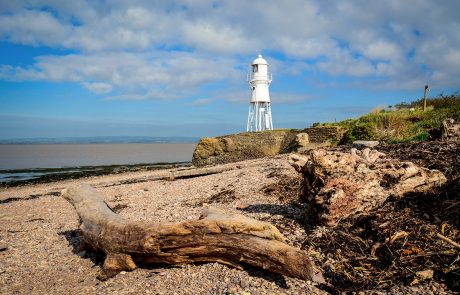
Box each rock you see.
[240,279,248,288]
[291,148,446,226]
[295,133,310,146]
[229,286,238,293]
[290,133,312,152]
[288,154,309,173]
[416,269,434,280]
[0,242,8,251]
[353,140,380,148]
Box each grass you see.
[322,92,460,143]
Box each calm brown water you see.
[0,143,197,170]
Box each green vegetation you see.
[322,92,460,143]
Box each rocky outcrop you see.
[289,148,446,226]
[192,127,343,167]
[192,131,295,167]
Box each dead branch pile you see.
[303,201,459,291]
[260,173,301,204]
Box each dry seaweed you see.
[260,174,300,204]
[207,189,237,204]
[291,141,459,292]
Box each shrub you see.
[341,123,376,143]
[328,92,459,144]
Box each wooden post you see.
[423,84,429,111]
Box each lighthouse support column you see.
[246,104,252,132]
[247,102,273,132]
[267,103,273,130]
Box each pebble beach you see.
[0,155,325,294]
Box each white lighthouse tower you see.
[246,54,273,132]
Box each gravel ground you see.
[0,155,325,294]
[1,150,455,295]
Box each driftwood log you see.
[97,166,234,187]
[62,185,324,282]
[289,148,446,226]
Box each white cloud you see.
[107,90,184,101]
[186,98,212,106]
[361,40,402,61]
[182,21,254,54]
[0,10,71,46]
[0,0,459,95]
[81,82,113,94]
[2,51,241,100]
[316,49,376,77]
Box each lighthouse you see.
[246,54,273,132]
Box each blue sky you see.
[0,0,459,139]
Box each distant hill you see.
[0,136,199,144]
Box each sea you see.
[0,143,197,183]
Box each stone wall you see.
[192,127,343,167]
[302,126,343,143]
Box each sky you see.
[0,0,459,139]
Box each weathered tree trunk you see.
[62,185,324,282]
[289,148,446,226]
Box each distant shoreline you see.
[0,161,192,187]
[0,137,199,145]
[0,136,199,145]
[0,142,198,145]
